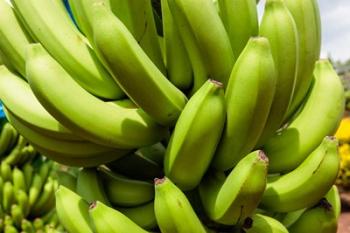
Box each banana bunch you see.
[0,123,64,232]
[0,0,346,232]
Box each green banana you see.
[111,0,166,74]
[164,79,225,191]
[3,135,27,165]
[28,173,43,208]
[15,190,29,217]
[4,225,18,233]
[168,0,234,86]
[284,0,322,119]
[98,166,154,207]
[154,177,206,233]
[263,59,345,173]
[11,204,24,228]
[76,167,110,205]
[0,0,31,77]
[91,2,187,126]
[22,162,33,191]
[218,0,258,58]
[161,0,192,90]
[30,178,55,217]
[56,170,77,192]
[107,143,165,181]
[260,136,340,212]
[257,0,299,146]
[4,108,129,158]
[0,65,83,141]
[3,182,14,213]
[325,185,341,220]
[280,209,306,228]
[288,199,337,233]
[213,37,277,171]
[1,162,12,182]
[21,219,35,233]
[89,200,149,233]
[117,201,157,230]
[55,186,93,233]
[199,150,268,225]
[26,43,168,148]
[243,214,289,233]
[0,123,16,157]
[11,0,124,99]
[12,167,26,192]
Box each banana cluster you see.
[0,0,346,232]
[0,122,64,232]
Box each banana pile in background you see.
[0,0,346,232]
[335,117,350,189]
[0,121,64,233]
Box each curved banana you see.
[0,122,16,157]
[288,199,337,233]
[325,185,341,219]
[117,201,157,230]
[26,43,168,149]
[284,0,321,119]
[218,0,258,58]
[107,142,165,180]
[199,150,268,225]
[11,0,124,99]
[3,134,27,165]
[56,170,77,192]
[12,167,26,192]
[1,162,12,182]
[243,214,289,233]
[30,178,55,217]
[263,60,344,173]
[168,0,234,87]
[28,174,43,208]
[257,0,299,146]
[3,182,14,213]
[98,166,154,207]
[0,66,82,141]
[76,167,110,205]
[260,136,340,212]
[212,37,277,171]
[4,108,129,158]
[11,204,24,228]
[161,0,192,90]
[89,200,148,233]
[0,0,31,77]
[91,2,187,126]
[164,79,225,191]
[55,186,93,233]
[16,189,29,217]
[154,177,206,233]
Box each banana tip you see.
[243,217,253,229]
[89,201,97,210]
[209,79,224,88]
[154,177,166,185]
[258,150,269,163]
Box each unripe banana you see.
[218,0,258,57]
[4,225,18,233]
[261,136,340,212]
[3,135,26,165]
[161,0,192,90]
[284,0,322,119]
[263,60,344,173]
[1,162,12,182]
[164,79,225,191]
[3,182,14,213]
[91,2,187,126]
[55,186,93,233]
[22,162,33,191]
[26,43,167,148]
[12,167,26,192]
[30,178,55,217]
[0,0,31,77]
[154,177,206,233]
[107,143,165,181]
[28,174,43,208]
[76,167,110,205]
[56,170,77,192]
[89,200,149,233]
[98,166,154,207]
[168,0,234,86]
[0,65,82,141]
[257,0,299,146]
[117,201,157,230]
[243,214,289,233]
[21,219,35,233]
[325,185,341,220]
[11,0,124,99]
[0,123,15,157]
[15,190,29,217]
[199,150,268,225]
[288,199,337,233]
[213,37,277,171]
[11,204,24,228]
